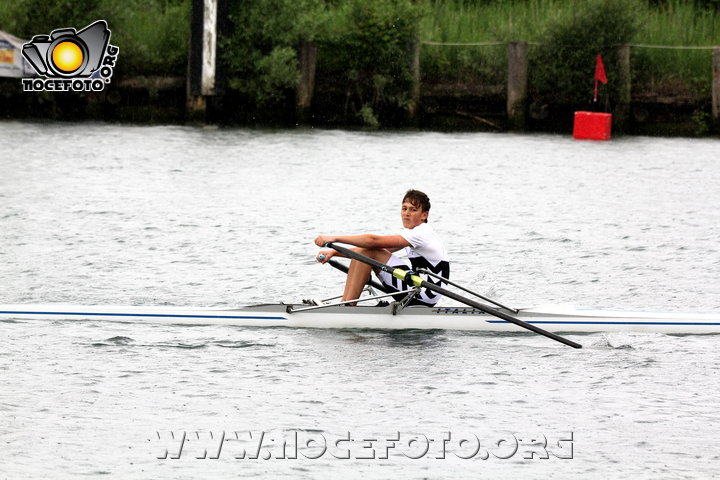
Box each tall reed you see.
[633,0,719,94]
[419,0,720,96]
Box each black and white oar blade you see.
[325,242,582,349]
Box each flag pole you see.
[594,54,607,108]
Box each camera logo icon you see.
[21,20,119,92]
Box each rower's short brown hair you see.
[403,189,431,222]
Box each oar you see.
[325,242,582,349]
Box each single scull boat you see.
[2,244,718,347]
[1,302,719,334]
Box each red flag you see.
[595,55,607,84]
[593,54,607,103]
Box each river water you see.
[1,121,719,478]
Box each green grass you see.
[101,0,191,76]
[418,0,720,96]
[633,1,719,95]
[0,0,190,77]
[419,0,518,84]
[418,0,569,84]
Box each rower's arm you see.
[315,234,410,250]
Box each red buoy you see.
[573,111,612,140]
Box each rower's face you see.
[401,201,428,228]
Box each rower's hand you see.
[314,235,335,247]
[316,249,335,264]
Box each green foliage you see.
[229,45,299,103]
[632,0,719,96]
[222,0,422,121]
[323,0,420,73]
[419,0,566,84]
[317,0,423,122]
[2,0,717,125]
[650,0,720,10]
[0,0,101,38]
[358,104,380,127]
[530,0,640,107]
[695,0,720,9]
[103,0,190,76]
[0,0,190,76]
[223,0,330,104]
[420,0,718,99]
[691,108,710,135]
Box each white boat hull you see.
[1,303,719,334]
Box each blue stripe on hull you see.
[3,310,719,327]
[0,311,287,320]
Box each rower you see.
[315,189,450,306]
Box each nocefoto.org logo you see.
[21,20,119,92]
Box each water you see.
[1,121,719,478]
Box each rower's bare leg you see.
[342,248,392,305]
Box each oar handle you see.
[324,242,394,274]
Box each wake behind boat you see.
[1,302,719,334]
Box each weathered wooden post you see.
[712,46,720,127]
[616,44,631,133]
[187,0,228,121]
[506,41,528,131]
[408,38,421,124]
[296,40,317,124]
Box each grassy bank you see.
[419,0,719,97]
[1,0,716,95]
[633,1,719,95]
[0,0,717,130]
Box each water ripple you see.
[1,124,719,479]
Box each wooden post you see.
[616,44,631,133]
[712,47,720,125]
[187,0,205,119]
[187,0,227,121]
[296,40,317,124]
[408,38,421,123]
[506,41,528,131]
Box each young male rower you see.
[314,189,450,306]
